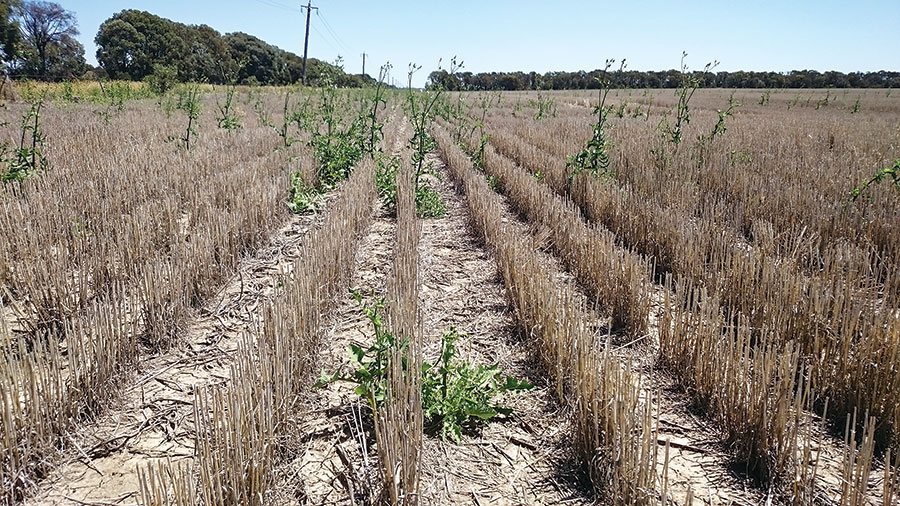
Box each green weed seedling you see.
[144,64,178,97]
[666,52,717,147]
[815,89,833,110]
[404,57,464,217]
[693,94,740,167]
[470,92,500,169]
[361,63,392,155]
[248,86,274,129]
[94,80,131,124]
[277,88,299,148]
[485,174,500,192]
[215,64,244,131]
[422,327,533,442]
[59,81,78,104]
[314,290,409,410]
[316,291,532,443]
[287,171,324,214]
[729,150,753,167]
[447,91,473,144]
[710,94,740,139]
[530,92,557,121]
[415,178,447,218]
[615,99,628,119]
[375,154,400,212]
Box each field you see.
[0,82,898,506]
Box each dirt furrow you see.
[270,200,394,505]
[415,155,590,505]
[22,204,335,506]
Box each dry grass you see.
[0,95,307,504]
[435,126,660,504]
[138,151,376,505]
[482,95,900,461]
[4,86,898,505]
[376,124,424,505]
[659,275,815,492]
[448,119,650,336]
[448,89,899,502]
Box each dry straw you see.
[435,126,660,504]
[377,138,423,504]
[485,109,900,457]
[1,97,299,504]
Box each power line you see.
[317,11,351,52]
[248,0,294,13]
[310,23,339,53]
[267,0,297,9]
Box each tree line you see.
[0,1,372,87]
[428,69,900,91]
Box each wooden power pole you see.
[301,1,318,85]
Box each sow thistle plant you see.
[309,89,365,187]
[651,52,717,169]
[530,91,557,120]
[94,79,131,124]
[849,159,900,201]
[405,59,461,218]
[1,86,49,183]
[362,63,392,154]
[375,153,401,211]
[215,64,245,131]
[317,291,533,442]
[693,93,741,167]
[446,90,473,144]
[422,326,533,442]
[289,81,374,214]
[708,93,740,139]
[167,83,203,150]
[470,92,500,169]
[667,52,718,146]
[566,59,623,186]
[378,58,464,218]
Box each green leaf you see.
[494,406,513,417]
[313,370,340,388]
[464,406,497,420]
[503,376,535,392]
[349,343,365,363]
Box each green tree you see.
[95,10,185,81]
[15,0,82,80]
[223,32,288,85]
[177,24,232,83]
[0,0,22,67]
[94,9,367,87]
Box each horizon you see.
[55,1,900,87]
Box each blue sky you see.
[62,0,899,87]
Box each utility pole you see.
[301,1,318,85]
[361,52,367,76]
